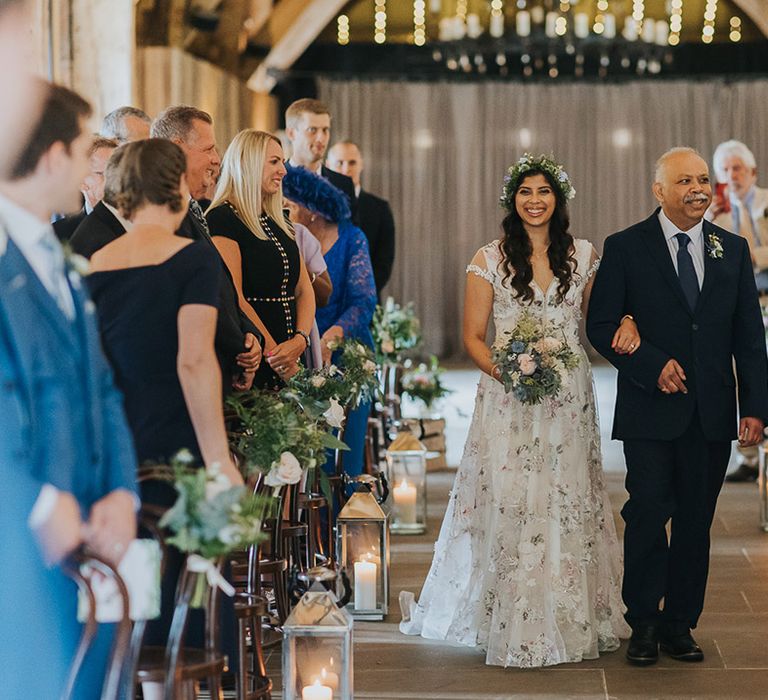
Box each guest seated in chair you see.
[282,164,377,480]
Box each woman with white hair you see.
[206,129,315,388]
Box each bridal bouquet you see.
[491,312,580,405]
[159,458,273,607]
[372,296,422,362]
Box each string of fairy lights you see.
[335,1,748,49]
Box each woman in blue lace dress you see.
[282,165,377,477]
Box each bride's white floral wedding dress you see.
[399,238,630,668]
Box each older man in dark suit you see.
[328,140,395,296]
[53,136,118,242]
[587,147,768,667]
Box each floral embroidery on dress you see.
[400,238,629,668]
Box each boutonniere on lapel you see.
[62,242,90,277]
[706,232,724,260]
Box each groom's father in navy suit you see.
[587,147,768,666]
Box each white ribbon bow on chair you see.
[186,555,236,598]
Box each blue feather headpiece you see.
[282,164,352,223]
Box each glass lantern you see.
[386,430,428,534]
[282,585,353,700]
[336,491,390,620]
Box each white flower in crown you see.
[323,397,346,428]
[310,374,327,388]
[265,451,303,487]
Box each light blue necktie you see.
[39,234,74,319]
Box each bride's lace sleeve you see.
[466,241,500,285]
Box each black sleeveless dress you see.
[206,203,301,389]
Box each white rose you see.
[218,524,243,546]
[381,339,395,354]
[323,397,346,428]
[264,451,303,487]
[364,360,377,374]
[356,342,367,355]
[174,448,195,465]
[311,375,327,388]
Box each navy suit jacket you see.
[357,189,395,294]
[587,209,768,441]
[0,232,137,697]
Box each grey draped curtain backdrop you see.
[318,77,768,358]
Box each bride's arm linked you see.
[581,245,640,355]
[586,236,673,393]
[464,250,501,381]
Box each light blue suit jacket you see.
[0,233,138,698]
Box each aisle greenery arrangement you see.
[226,390,346,482]
[401,355,453,409]
[158,455,273,606]
[283,363,353,426]
[372,296,422,363]
[326,336,382,407]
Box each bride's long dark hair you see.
[500,168,577,304]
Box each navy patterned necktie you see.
[188,198,212,241]
[675,232,699,311]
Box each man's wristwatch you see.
[294,330,310,348]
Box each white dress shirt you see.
[658,209,705,289]
[0,191,75,318]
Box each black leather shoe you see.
[725,463,759,483]
[660,629,704,662]
[626,625,659,666]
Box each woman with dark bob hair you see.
[87,139,243,682]
[401,155,639,669]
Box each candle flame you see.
[398,478,410,488]
[321,668,327,679]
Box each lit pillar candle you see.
[573,13,589,38]
[393,479,417,524]
[490,12,505,37]
[354,559,377,609]
[545,11,558,38]
[603,14,616,38]
[655,19,669,46]
[515,11,530,37]
[310,667,339,693]
[302,680,332,700]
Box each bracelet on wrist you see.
[620,314,634,324]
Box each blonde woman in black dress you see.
[206,129,315,389]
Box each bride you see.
[400,155,634,667]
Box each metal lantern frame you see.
[282,587,354,700]
[386,441,428,535]
[335,491,390,620]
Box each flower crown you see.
[500,154,576,211]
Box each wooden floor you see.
[266,365,768,699]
